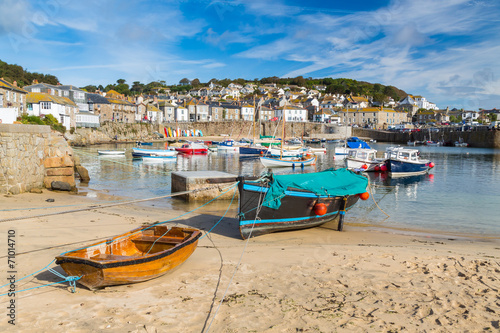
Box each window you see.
[41,102,51,110]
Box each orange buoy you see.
[314,203,327,215]
[359,192,370,200]
[362,164,368,170]
[428,162,435,168]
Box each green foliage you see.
[19,114,66,133]
[0,59,59,86]
[81,85,97,92]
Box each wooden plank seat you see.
[132,235,185,245]
[90,254,138,261]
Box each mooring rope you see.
[0,184,236,223]
[0,182,239,297]
[203,181,265,333]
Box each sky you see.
[1,0,499,110]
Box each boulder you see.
[75,165,90,182]
[51,181,72,191]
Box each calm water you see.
[74,142,500,238]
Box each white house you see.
[26,92,78,130]
[275,105,307,122]
[240,104,255,121]
[175,106,188,122]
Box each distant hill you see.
[0,59,59,87]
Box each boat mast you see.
[281,104,286,160]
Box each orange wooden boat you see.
[55,225,201,290]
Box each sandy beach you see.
[0,190,499,333]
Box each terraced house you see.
[0,78,27,123]
[337,107,408,128]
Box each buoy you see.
[380,164,387,172]
[314,203,327,215]
[359,192,370,200]
[428,162,435,168]
[362,164,368,170]
[374,165,380,171]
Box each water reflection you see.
[73,142,500,237]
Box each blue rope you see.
[0,275,81,297]
[199,185,238,240]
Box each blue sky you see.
[1,0,499,110]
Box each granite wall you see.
[0,124,77,195]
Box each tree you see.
[116,79,126,85]
[191,78,201,87]
[81,85,97,92]
[131,81,145,94]
[180,78,190,85]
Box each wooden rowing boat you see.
[55,225,201,290]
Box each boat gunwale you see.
[55,227,202,269]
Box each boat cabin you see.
[385,147,420,162]
[347,149,378,161]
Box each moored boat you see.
[237,169,369,238]
[55,225,201,290]
[132,148,177,158]
[345,148,385,171]
[383,146,434,177]
[174,142,208,154]
[335,137,371,159]
[259,155,316,168]
[98,150,126,156]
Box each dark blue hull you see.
[237,181,360,239]
[386,159,430,177]
[239,146,268,155]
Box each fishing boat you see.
[345,148,385,171]
[55,225,201,290]
[383,146,435,177]
[237,169,369,239]
[132,148,177,158]
[334,137,371,159]
[239,145,268,155]
[174,142,208,154]
[260,155,317,168]
[98,150,126,156]
[454,137,468,147]
[216,139,239,152]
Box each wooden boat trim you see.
[55,231,201,269]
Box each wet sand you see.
[0,191,499,332]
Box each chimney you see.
[13,81,17,87]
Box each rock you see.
[75,165,90,182]
[51,181,72,191]
[30,188,43,194]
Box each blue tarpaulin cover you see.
[263,168,368,209]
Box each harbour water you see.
[74,142,500,239]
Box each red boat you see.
[175,142,208,154]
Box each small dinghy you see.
[55,225,201,290]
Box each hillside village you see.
[1,77,498,131]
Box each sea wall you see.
[67,121,353,145]
[353,128,500,148]
[0,124,78,195]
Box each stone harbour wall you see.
[0,124,80,195]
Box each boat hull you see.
[260,156,316,168]
[237,181,361,239]
[239,146,268,155]
[55,226,201,290]
[98,150,125,156]
[175,148,208,154]
[346,158,384,171]
[132,148,177,157]
[385,159,430,177]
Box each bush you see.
[19,114,66,133]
